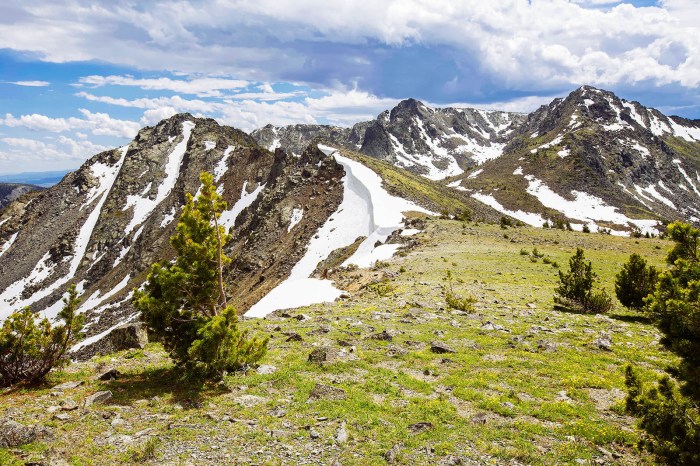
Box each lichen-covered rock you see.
[0,420,52,448]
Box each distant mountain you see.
[0,182,44,209]
[456,86,700,234]
[252,99,526,180]
[0,170,72,187]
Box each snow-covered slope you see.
[246,144,433,318]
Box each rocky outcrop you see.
[0,183,43,209]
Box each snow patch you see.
[513,166,523,175]
[246,147,432,318]
[204,140,216,151]
[0,216,11,227]
[468,169,483,179]
[288,208,303,233]
[634,183,677,210]
[400,228,421,236]
[557,148,570,158]
[77,275,131,315]
[471,193,547,227]
[70,311,138,353]
[123,121,195,235]
[160,207,177,228]
[219,181,265,230]
[215,145,235,182]
[0,232,18,258]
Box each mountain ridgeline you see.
[0,86,699,357]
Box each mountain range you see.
[0,85,698,357]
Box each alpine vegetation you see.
[0,285,83,387]
[134,172,268,379]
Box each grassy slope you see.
[0,219,676,465]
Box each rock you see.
[52,381,83,390]
[285,332,303,342]
[408,422,433,433]
[294,314,311,321]
[430,341,457,354]
[53,412,72,421]
[98,368,121,380]
[385,443,403,463]
[308,346,338,364]
[501,402,515,409]
[309,427,320,439]
[232,395,268,408]
[0,420,52,448]
[593,334,612,351]
[256,364,277,375]
[335,423,348,444]
[60,399,79,411]
[84,390,113,407]
[309,383,346,401]
[71,323,148,361]
[371,329,393,341]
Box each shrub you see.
[134,172,268,379]
[615,253,659,310]
[554,248,612,313]
[625,222,700,463]
[0,285,83,387]
[582,224,591,233]
[443,271,476,312]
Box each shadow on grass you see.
[102,366,228,408]
[609,313,651,324]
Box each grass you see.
[0,219,675,465]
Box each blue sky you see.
[0,0,698,174]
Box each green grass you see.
[0,219,674,465]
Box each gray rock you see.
[0,420,52,448]
[98,368,121,380]
[60,399,79,411]
[430,341,457,354]
[256,364,277,375]
[308,346,338,364]
[593,334,612,351]
[335,423,348,444]
[72,323,148,361]
[385,443,403,463]
[309,427,320,439]
[85,390,113,407]
[308,383,347,401]
[52,381,83,390]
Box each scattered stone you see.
[53,413,72,421]
[335,423,348,444]
[501,402,515,409]
[308,346,338,364]
[309,427,320,439]
[371,329,393,341]
[309,383,346,401]
[232,395,268,408]
[294,313,311,321]
[408,422,433,434]
[537,340,557,352]
[385,443,403,463]
[527,303,537,309]
[593,334,612,351]
[52,381,82,391]
[60,399,79,411]
[84,391,113,407]
[98,368,121,381]
[557,391,573,403]
[285,332,303,342]
[430,341,457,354]
[0,420,52,448]
[256,364,277,375]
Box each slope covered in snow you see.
[245,145,432,318]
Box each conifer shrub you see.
[614,253,658,310]
[625,222,700,464]
[554,248,612,313]
[443,271,476,312]
[0,285,83,387]
[134,172,268,378]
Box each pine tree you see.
[554,248,612,313]
[615,253,659,310]
[625,222,700,464]
[134,172,268,378]
[0,284,83,387]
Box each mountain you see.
[252,99,526,180]
[255,87,700,234]
[0,170,72,187]
[0,182,44,209]
[0,114,477,358]
[457,86,700,234]
[1,85,700,357]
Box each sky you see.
[0,0,699,174]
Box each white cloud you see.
[1,135,108,162]
[0,1,697,92]
[0,110,139,138]
[7,81,50,87]
[78,75,249,96]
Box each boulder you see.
[72,323,148,361]
[0,420,52,448]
